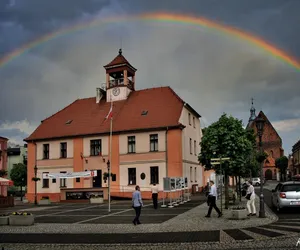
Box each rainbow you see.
[0,12,299,70]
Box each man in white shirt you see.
[205,180,222,218]
[151,183,159,209]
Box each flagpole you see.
[108,101,113,213]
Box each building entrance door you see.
[93,170,102,187]
[265,169,272,180]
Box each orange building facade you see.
[0,136,8,196]
[25,50,204,202]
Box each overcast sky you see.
[0,0,299,154]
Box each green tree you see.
[199,114,256,208]
[10,163,27,200]
[10,163,27,187]
[275,156,289,181]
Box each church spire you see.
[249,98,256,122]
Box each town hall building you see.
[25,49,204,202]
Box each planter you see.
[0,216,9,225]
[9,213,34,226]
[38,199,51,205]
[90,197,104,204]
[230,208,248,220]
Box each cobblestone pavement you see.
[0,194,276,234]
[2,191,299,247]
[1,235,300,250]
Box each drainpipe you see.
[165,127,169,177]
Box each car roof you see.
[279,181,300,185]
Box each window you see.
[42,172,49,188]
[60,142,67,158]
[194,140,197,155]
[90,139,101,156]
[150,166,159,184]
[188,113,191,125]
[76,177,80,183]
[281,184,300,192]
[194,167,197,182]
[189,138,192,154]
[43,144,49,159]
[190,167,193,182]
[150,134,158,152]
[52,179,56,183]
[128,168,136,185]
[60,171,67,187]
[128,136,136,153]
[193,117,196,128]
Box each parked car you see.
[252,177,261,186]
[271,181,300,212]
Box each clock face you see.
[112,87,120,96]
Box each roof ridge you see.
[167,87,185,104]
[41,99,80,123]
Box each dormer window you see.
[141,110,148,116]
[65,120,72,125]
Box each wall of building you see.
[26,125,203,202]
[0,138,8,171]
[36,139,74,160]
[0,137,8,197]
[7,146,27,178]
[119,131,166,154]
[292,140,300,175]
[251,115,284,180]
[179,107,203,188]
[119,162,166,192]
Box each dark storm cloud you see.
[1,0,110,29]
[0,0,299,152]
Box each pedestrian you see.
[132,185,143,225]
[205,180,222,218]
[151,183,158,209]
[245,180,256,216]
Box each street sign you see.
[211,162,220,165]
[211,157,230,161]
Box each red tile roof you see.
[104,49,137,71]
[25,87,186,141]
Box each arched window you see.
[270,150,274,158]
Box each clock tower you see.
[103,49,137,102]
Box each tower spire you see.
[249,97,256,122]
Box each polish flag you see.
[105,103,113,120]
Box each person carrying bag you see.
[245,180,256,216]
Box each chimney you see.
[96,88,103,103]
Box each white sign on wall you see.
[42,171,97,179]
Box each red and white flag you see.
[105,103,113,120]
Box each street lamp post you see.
[21,178,24,201]
[256,116,265,218]
[34,165,38,205]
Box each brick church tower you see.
[247,100,284,180]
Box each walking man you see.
[151,183,158,209]
[132,185,143,225]
[205,180,222,218]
